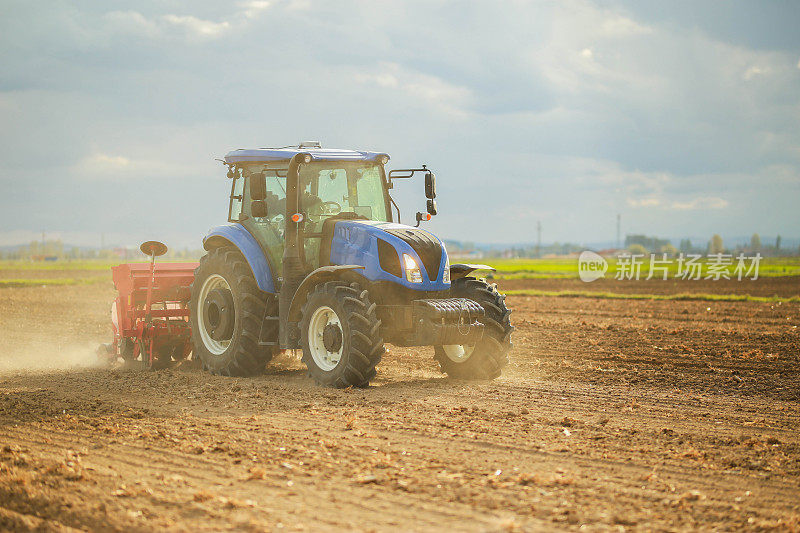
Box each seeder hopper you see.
[99,241,198,368]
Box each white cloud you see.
[671,197,729,210]
[162,15,231,38]
[103,3,273,42]
[627,197,661,207]
[355,63,473,118]
[285,0,312,11]
[240,1,271,19]
[598,13,652,37]
[103,11,159,38]
[743,65,766,80]
[626,195,728,210]
[75,153,130,176]
[71,151,192,181]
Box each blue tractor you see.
[189,142,513,387]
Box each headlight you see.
[442,245,451,284]
[403,254,423,283]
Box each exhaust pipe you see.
[279,152,312,347]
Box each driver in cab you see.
[300,169,344,222]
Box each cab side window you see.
[228,174,244,222]
[244,168,287,233]
[257,175,287,236]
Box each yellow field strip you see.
[0,276,109,288]
[505,289,800,303]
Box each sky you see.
[1,0,799,249]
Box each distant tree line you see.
[0,241,205,261]
[626,233,795,257]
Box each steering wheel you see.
[320,201,342,215]
[308,201,342,221]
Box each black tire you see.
[119,338,135,361]
[434,277,513,379]
[152,343,176,370]
[300,281,384,388]
[190,247,275,376]
[158,343,189,363]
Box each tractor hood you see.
[327,220,450,291]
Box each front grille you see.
[382,227,442,281]
[412,298,485,321]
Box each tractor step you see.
[258,315,280,346]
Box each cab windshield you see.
[299,162,389,222]
[240,160,391,272]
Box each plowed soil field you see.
[1,275,799,531]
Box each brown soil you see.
[0,279,799,531]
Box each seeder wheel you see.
[96,343,115,365]
[119,338,135,361]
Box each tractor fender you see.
[287,265,365,323]
[203,224,276,293]
[450,263,496,281]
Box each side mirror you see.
[424,172,436,199]
[251,200,269,218]
[250,173,267,201]
[426,199,438,216]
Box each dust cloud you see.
[0,341,101,374]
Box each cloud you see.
[162,15,231,38]
[743,65,766,80]
[627,198,661,207]
[102,3,273,42]
[670,197,729,210]
[103,11,160,38]
[240,1,271,19]
[77,153,131,174]
[354,63,474,118]
[626,195,729,210]
[0,1,798,245]
[598,12,653,37]
[71,152,139,180]
[70,151,192,182]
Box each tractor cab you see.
[227,150,396,276]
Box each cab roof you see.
[224,145,389,165]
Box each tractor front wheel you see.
[300,281,384,388]
[190,247,275,376]
[434,277,513,379]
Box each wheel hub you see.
[443,343,476,363]
[203,287,235,341]
[322,323,343,353]
[307,306,343,372]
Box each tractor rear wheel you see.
[190,247,275,376]
[434,277,513,379]
[300,281,384,388]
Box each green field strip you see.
[481,257,800,279]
